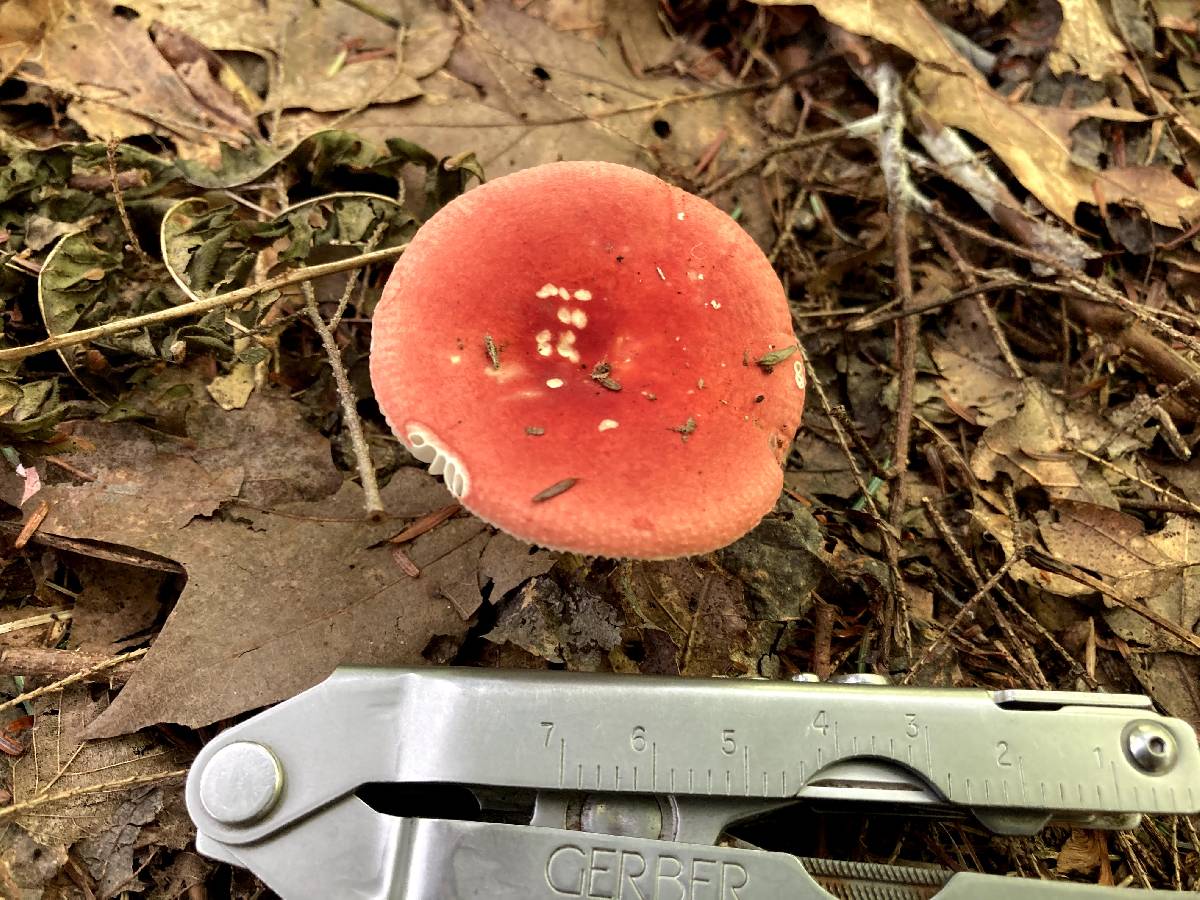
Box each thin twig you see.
[872,61,920,655]
[106,140,153,269]
[0,244,407,364]
[700,114,884,198]
[302,283,384,519]
[0,648,148,714]
[0,769,188,822]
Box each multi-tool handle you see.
[186,667,1200,899]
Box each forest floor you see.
[2,0,1200,896]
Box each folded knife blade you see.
[186,667,1200,898]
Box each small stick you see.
[303,283,384,519]
[106,140,154,269]
[0,648,148,713]
[0,768,188,822]
[700,114,885,197]
[0,244,407,364]
[0,647,141,685]
[810,601,835,680]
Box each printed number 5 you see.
[721,730,736,755]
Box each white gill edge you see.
[405,424,469,498]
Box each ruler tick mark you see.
[652,743,657,790]
[762,771,768,797]
[1111,761,1121,806]
[1018,756,1027,802]
[889,737,896,759]
[670,767,676,792]
[577,764,583,789]
[726,770,732,794]
[707,769,713,795]
[689,769,694,793]
[596,764,601,790]
[743,746,750,796]
[633,766,638,791]
[924,725,933,777]
[852,736,859,754]
[615,765,621,790]
[558,739,565,787]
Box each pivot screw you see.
[199,741,283,825]
[1124,722,1177,775]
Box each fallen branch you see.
[0,244,407,364]
[0,648,147,713]
[0,646,142,686]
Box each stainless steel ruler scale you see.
[186,667,1200,898]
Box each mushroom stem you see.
[303,282,385,519]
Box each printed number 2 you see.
[996,741,1013,767]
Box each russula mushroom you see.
[370,161,804,559]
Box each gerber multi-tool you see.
[186,667,1200,898]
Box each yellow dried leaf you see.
[915,66,1200,227]
[1049,0,1127,79]
[754,0,974,74]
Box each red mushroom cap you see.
[370,161,804,558]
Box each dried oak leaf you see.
[274,3,776,246]
[14,0,252,160]
[0,419,507,736]
[9,687,186,847]
[122,0,447,112]
[1039,501,1200,653]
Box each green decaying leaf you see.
[38,233,123,335]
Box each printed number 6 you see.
[631,726,647,752]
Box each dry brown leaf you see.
[275,3,775,244]
[1128,653,1200,733]
[77,785,163,898]
[1056,828,1108,876]
[9,687,186,846]
[14,0,252,160]
[1049,0,1127,78]
[753,0,969,72]
[933,344,1022,426]
[0,411,552,735]
[916,67,1200,227]
[123,0,454,113]
[1039,502,1200,653]
[755,0,1197,228]
[971,381,1087,496]
[0,828,68,900]
[968,507,1092,598]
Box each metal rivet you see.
[829,673,892,686]
[199,741,283,825]
[1124,721,1177,775]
